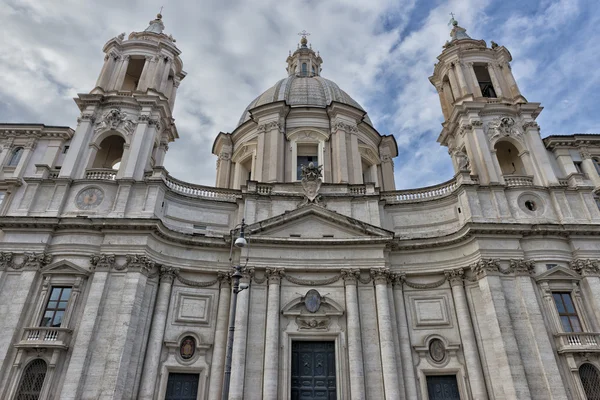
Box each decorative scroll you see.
[0,252,52,270]
[284,273,342,286]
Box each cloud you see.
[0,0,598,189]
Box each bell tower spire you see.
[429,17,558,187]
[59,13,186,182]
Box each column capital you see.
[159,266,177,283]
[444,268,464,286]
[370,268,391,285]
[330,120,358,134]
[509,259,536,276]
[217,270,231,287]
[470,258,500,279]
[265,267,284,284]
[341,268,360,285]
[570,259,600,277]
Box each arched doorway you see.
[92,135,125,170]
[580,363,600,400]
[15,359,47,399]
[495,140,526,176]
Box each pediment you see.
[41,260,90,276]
[535,266,580,282]
[247,205,393,241]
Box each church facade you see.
[1,13,600,400]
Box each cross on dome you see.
[298,30,311,47]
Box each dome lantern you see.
[286,31,323,77]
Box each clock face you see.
[75,187,104,210]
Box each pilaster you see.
[262,268,283,399]
[229,270,251,400]
[208,272,232,400]
[341,268,366,399]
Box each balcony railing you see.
[381,177,459,204]
[17,327,73,350]
[555,332,600,354]
[504,175,534,187]
[163,174,241,202]
[85,168,117,181]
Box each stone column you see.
[159,57,173,93]
[466,62,483,97]
[447,67,461,100]
[264,122,284,183]
[486,64,503,98]
[391,274,418,400]
[262,268,283,399]
[501,62,524,100]
[522,122,559,185]
[436,86,450,120]
[113,55,130,91]
[207,272,232,400]
[254,125,266,182]
[471,260,531,399]
[341,269,366,399]
[331,120,349,184]
[137,56,154,91]
[168,80,180,111]
[348,129,362,184]
[452,62,469,97]
[446,269,487,400]
[138,267,175,399]
[96,53,117,89]
[60,269,110,399]
[571,260,600,328]
[371,268,401,399]
[229,271,251,400]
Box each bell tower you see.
[59,13,186,181]
[430,17,558,186]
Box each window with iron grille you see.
[552,292,582,332]
[15,359,47,399]
[580,363,600,400]
[40,287,71,327]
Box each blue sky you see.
[0,0,597,189]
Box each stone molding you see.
[90,254,116,270]
[509,259,536,276]
[0,252,52,271]
[470,258,501,279]
[470,258,536,279]
[522,121,539,131]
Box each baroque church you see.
[1,11,600,400]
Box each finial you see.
[448,13,471,41]
[298,30,310,48]
[448,12,458,27]
[158,6,163,19]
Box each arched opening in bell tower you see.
[473,64,497,98]
[495,140,526,176]
[92,135,126,170]
[122,57,146,91]
[442,75,455,108]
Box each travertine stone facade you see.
[1,15,600,400]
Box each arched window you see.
[92,135,125,170]
[301,63,308,76]
[495,141,526,176]
[7,147,23,167]
[15,359,47,399]
[579,363,600,400]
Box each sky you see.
[1,0,598,189]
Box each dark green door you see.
[426,375,461,400]
[291,341,336,400]
[165,373,199,400]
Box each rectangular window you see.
[41,287,72,327]
[473,65,496,98]
[574,161,584,174]
[552,292,582,332]
[165,373,199,400]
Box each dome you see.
[237,75,373,127]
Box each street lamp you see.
[221,219,249,400]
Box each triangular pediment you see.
[535,266,580,282]
[41,260,90,276]
[247,204,393,241]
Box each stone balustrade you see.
[85,168,117,181]
[554,332,600,353]
[163,174,241,202]
[17,327,73,350]
[381,178,459,203]
[504,175,534,187]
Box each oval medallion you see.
[304,289,321,313]
[429,339,445,363]
[180,336,196,360]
